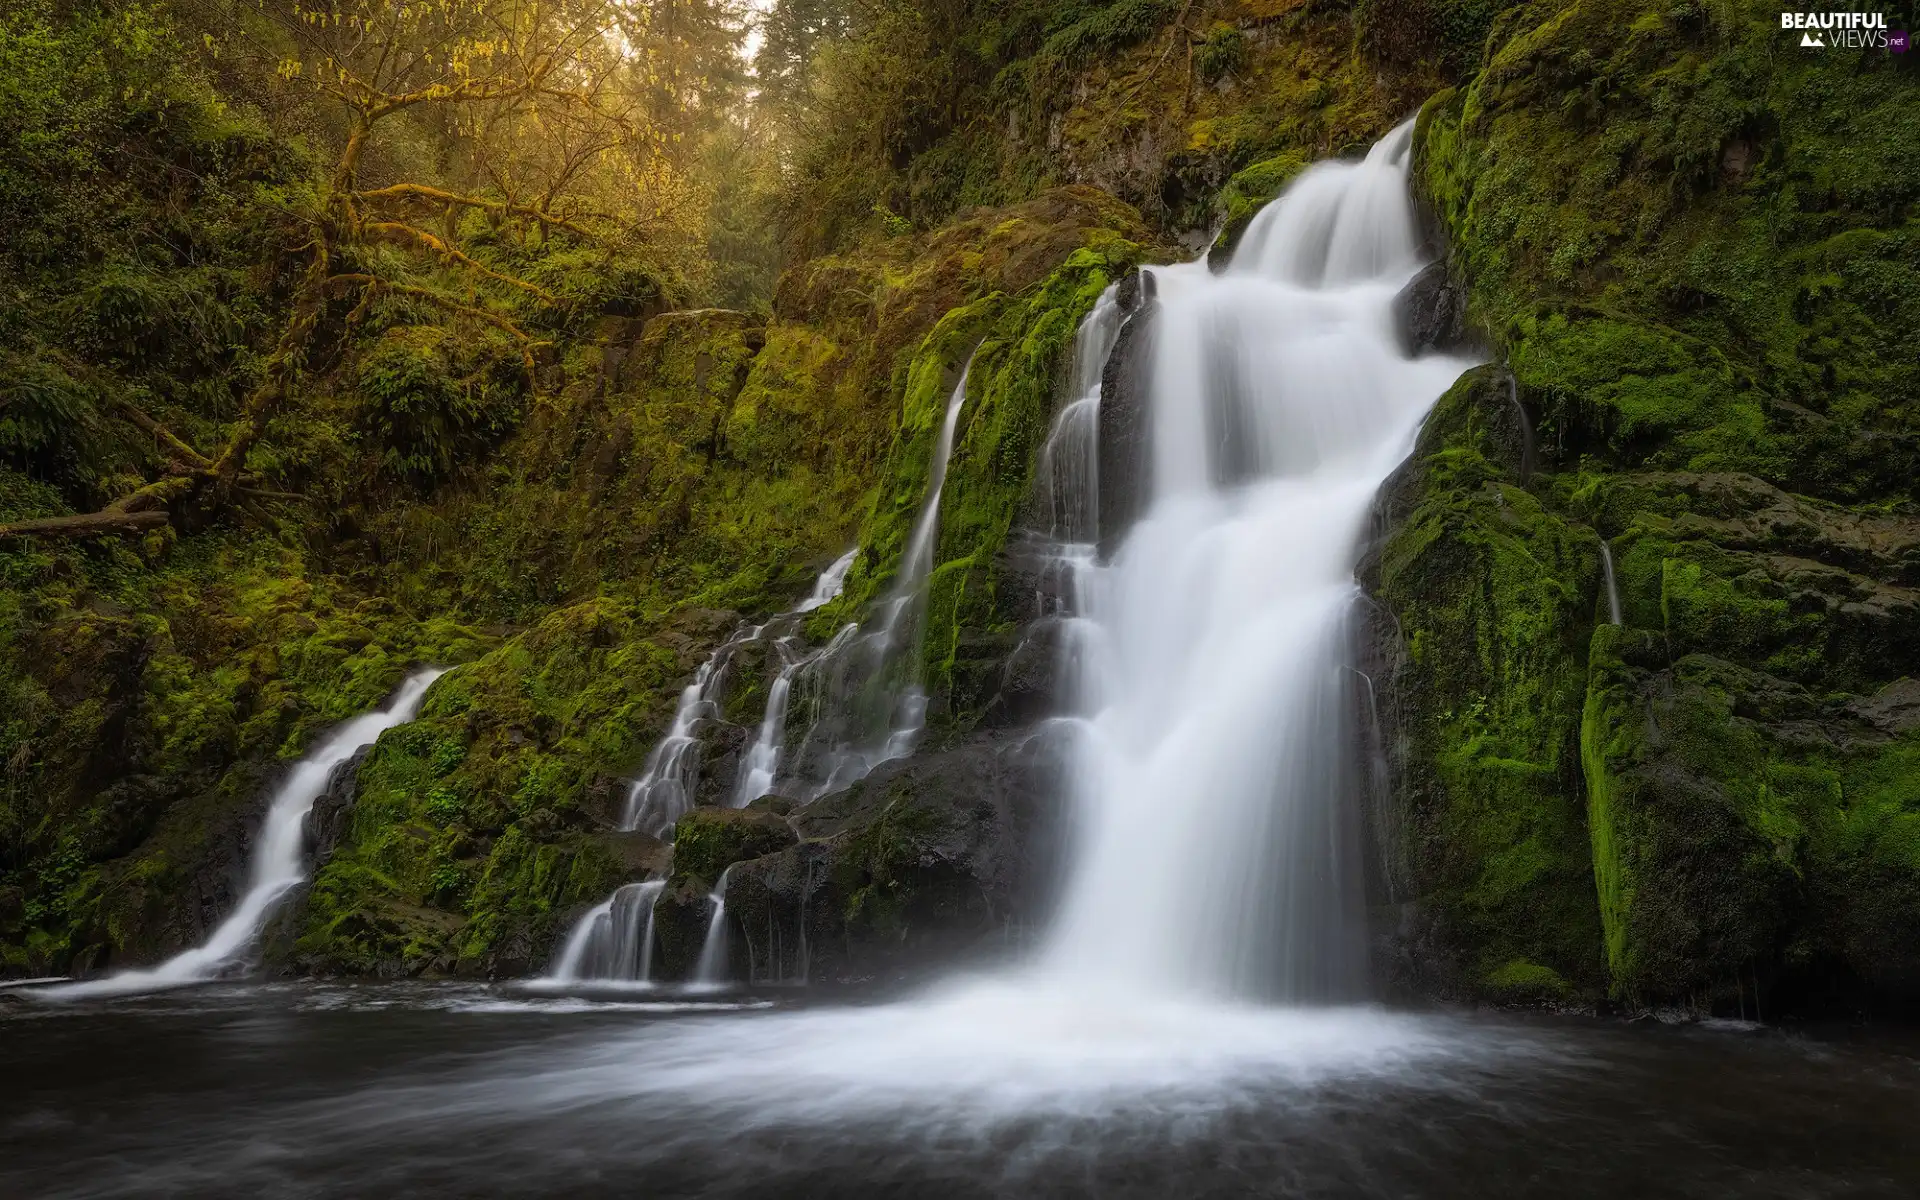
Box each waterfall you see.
[46,669,448,999]
[1038,289,1122,545]
[545,881,667,985]
[796,547,860,613]
[621,630,754,836]
[1041,121,1477,1000]
[1600,542,1623,625]
[690,866,735,989]
[621,549,863,835]
[539,552,857,986]
[781,360,974,800]
[731,653,799,807]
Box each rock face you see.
[1392,262,1471,357]
[1098,269,1157,558]
[651,731,1071,984]
[1362,5,1920,1015]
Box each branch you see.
[325,274,550,379]
[106,398,214,470]
[355,184,608,240]
[362,221,556,301]
[0,472,200,541]
[0,509,170,540]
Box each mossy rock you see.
[668,807,799,889]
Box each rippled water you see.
[5,982,1917,1199]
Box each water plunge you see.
[45,669,448,999]
[1042,121,1476,1001]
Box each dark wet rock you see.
[980,618,1072,729]
[1098,285,1157,558]
[653,729,1072,985]
[690,718,750,808]
[1850,678,1920,735]
[651,879,720,982]
[1393,262,1470,356]
[304,748,370,870]
[598,830,671,876]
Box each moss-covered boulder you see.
[1365,366,1607,1003]
[1376,0,1920,1011]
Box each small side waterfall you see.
[47,669,448,999]
[546,881,667,984]
[732,656,799,807]
[690,866,735,989]
[621,628,758,836]
[796,547,860,613]
[1600,541,1623,625]
[1038,289,1122,545]
[780,361,974,800]
[538,552,858,987]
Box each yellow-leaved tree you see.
[1,0,673,538]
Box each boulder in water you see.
[1392,262,1470,357]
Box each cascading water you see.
[621,634,752,837]
[545,881,667,985]
[780,361,974,800]
[1037,289,1122,546]
[1041,121,1476,1000]
[796,547,860,613]
[47,669,448,999]
[621,549,864,837]
[1600,542,1623,625]
[539,122,1468,1002]
[538,553,858,986]
[690,866,735,989]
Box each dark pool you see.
[3,979,1917,1199]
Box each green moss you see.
[668,808,797,888]
[1404,0,1920,1008]
[1482,958,1573,1001]
[1209,151,1310,262]
[1372,368,1607,999]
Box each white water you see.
[620,637,745,836]
[731,658,798,806]
[1042,121,1476,1000]
[543,551,858,985]
[541,881,667,987]
[46,669,447,1000]
[781,361,974,800]
[1600,541,1623,625]
[690,867,735,987]
[541,122,1469,1021]
[796,547,860,613]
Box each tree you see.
[0,0,653,540]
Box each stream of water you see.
[42,670,447,1000]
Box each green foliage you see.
[355,327,524,486]
[295,599,687,974]
[1197,25,1249,84]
